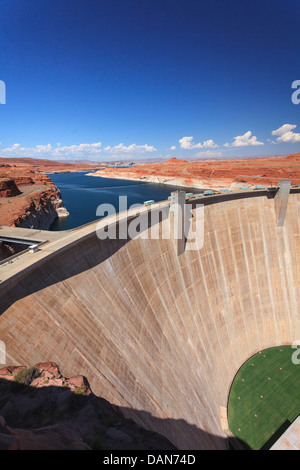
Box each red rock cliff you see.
[0,157,104,229]
[0,178,21,198]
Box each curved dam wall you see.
[0,192,300,449]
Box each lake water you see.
[48,171,200,231]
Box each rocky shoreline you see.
[11,187,69,230]
[86,169,205,189]
[0,160,74,260]
[0,156,104,231]
[0,170,69,230]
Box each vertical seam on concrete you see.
[276,226,296,340]
[183,236,222,420]
[247,202,268,349]
[237,202,262,350]
[259,202,280,345]
[196,207,232,384]
[225,202,250,356]
[207,209,235,356]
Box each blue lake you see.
[48,171,200,230]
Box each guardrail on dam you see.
[0,183,299,450]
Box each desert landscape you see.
[1,153,300,232]
[88,153,300,190]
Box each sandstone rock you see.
[0,366,26,379]
[0,178,21,198]
[0,156,100,229]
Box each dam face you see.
[0,192,300,450]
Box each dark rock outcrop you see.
[0,362,177,451]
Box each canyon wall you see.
[0,156,103,230]
[11,188,69,230]
[0,162,69,230]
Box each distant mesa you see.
[164,157,189,165]
[285,152,300,160]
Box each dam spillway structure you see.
[0,183,300,450]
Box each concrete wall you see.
[0,193,300,449]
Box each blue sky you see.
[0,0,300,161]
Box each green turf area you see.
[228,345,300,450]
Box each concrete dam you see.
[0,185,299,450]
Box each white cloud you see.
[272,124,300,143]
[179,136,202,149]
[0,140,158,160]
[53,142,103,157]
[179,136,218,150]
[36,144,53,153]
[225,131,264,148]
[170,145,176,150]
[104,143,157,153]
[202,139,218,148]
[194,150,223,158]
[0,142,103,159]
